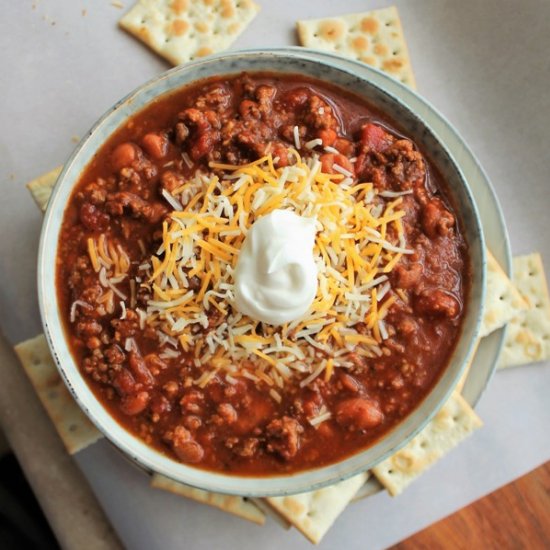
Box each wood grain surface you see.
[391,461,550,549]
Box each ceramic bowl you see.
[38,48,486,496]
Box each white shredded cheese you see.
[161,188,183,211]
[69,300,92,323]
[332,163,353,178]
[293,125,301,150]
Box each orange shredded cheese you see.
[140,153,410,396]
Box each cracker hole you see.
[190,33,196,38]
[141,19,146,24]
[388,469,394,474]
[386,21,394,27]
[313,33,318,37]
[69,424,78,432]
[536,303,542,308]
[393,50,399,56]
[420,441,428,449]
[452,416,459,422]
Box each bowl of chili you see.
[38,48,485,496]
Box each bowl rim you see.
[38,47,486,497]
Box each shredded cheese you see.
[133,154,407,398]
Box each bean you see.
[335,397,384,431]
[142,133,168,160]
[120,391,150,415]
[111,142,139,171]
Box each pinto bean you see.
[335,397,384,431]
[128,350,155,387]
[120,391,150,415]
[111,143,140,171]
[172,426,204,463]
[174,440,204,463]
[142,132,168,160]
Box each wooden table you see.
[394,462,550,549]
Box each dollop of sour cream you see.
[234,209,318,325]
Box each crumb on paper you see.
[71,136,80,144]
[111,0,125,8]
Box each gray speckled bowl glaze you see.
[39,49,486,497]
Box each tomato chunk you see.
[360,123,393,153]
